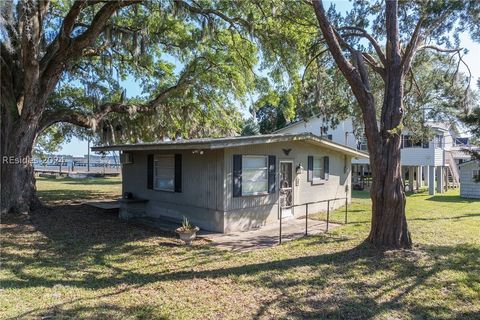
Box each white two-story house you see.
[275,116,469,195]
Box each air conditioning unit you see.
[120,152,133,164]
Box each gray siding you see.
[122,149,225,231]
[223,141,352,232]
[460,162,480,199]
[121,140,353,233]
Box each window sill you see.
[311,179,326,185]
[153,188,175,193]
[241,192,270,197]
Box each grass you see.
[1,178,479,319]
[36,176,122,204]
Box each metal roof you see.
[91,132,369,159]
[458,159,480,167]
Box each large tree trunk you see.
[312,0,412,249]
[366,64,412,248]
[368,136,411,248]
[0,0,142,214]
[1,104,40,214]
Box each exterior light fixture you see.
[296,163,304,174]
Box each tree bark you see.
[367,70,411,248]
[1,100,40,214]
[0,0,138,214]
[366,0,411,248]
[312,0,412,248]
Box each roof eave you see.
[91,132,369,159]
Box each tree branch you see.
[71,1,141,54]
[337,26,386,65]
[41,1,101,74]
[301,48,329,84]
[416,45,462,53]
[176,0,250,31]
[38,1,140,116]
[362,52,386,79]
[39,101,157,133]
[401,17,424,73]
[312,2,367,101]
[312,0,381,159]
[337,32,386,78]
[37,59,198,133]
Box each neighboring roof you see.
[459,159,480,168]
[425,121,452,132]
[91,132,369,159]
[274,115,455,135]
[273,118,316,133]
[273,115,336,134]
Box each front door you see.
[279,161,293,218]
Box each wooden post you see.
[326,200,330,232]
[305,203,309,236]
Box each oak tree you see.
[309,0,479,248]
[0,0,257,213]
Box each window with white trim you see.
[154,155,174,191]
[434,135,443,148]
[473,169,480,182]
[313,157,324,181]
[242,155,268,195]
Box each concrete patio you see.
[84,200,340,252]
[200,217,340,252]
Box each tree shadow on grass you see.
[2,204,480,319]
[37,189,117,203]
[38,303,170,320]
[408,213,480,221]
[425,194,480,203]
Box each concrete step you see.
[129,216,182,234]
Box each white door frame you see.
[279,160,294,218]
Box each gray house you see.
[92,133,368,233]
[459,160,480,199]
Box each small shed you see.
[459,160,480,199]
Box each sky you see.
[59,1,480,157]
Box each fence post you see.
[279,206,282,244]
[345,197,348,224]
[305,203,308,236]
[326,200,330,232]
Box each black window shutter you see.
[174,154,182,192]
[268,155,276,193]
[307,156,313,182]
[147,154,154,189]
[324,156,330,180]
[233,155,242,197]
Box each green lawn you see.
[1,178,479,319]
[35,176,122,204]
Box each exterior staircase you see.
[445,151,460,189]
